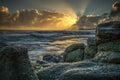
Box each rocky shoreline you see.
[0,21,120,80]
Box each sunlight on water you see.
[0,30,94,62]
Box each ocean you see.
[0,30,95,62]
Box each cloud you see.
[17,9,40,25]
[0,6,9,13]
[0,6,77,30]
[35,0,77,18]
[71,15,101,30]
[0,6,11,26]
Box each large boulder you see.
[98,40,120,52]
[62,43,85,62]
[95,21,120,64]
[84,38,97,59]
[65,43,85,53]
[84,46,97,59]
[63,49,84,62]
[96,21,120,45]
[0,46,38,80]
[37,60,120,80]
[94,51,120,64]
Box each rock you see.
[43,54,61,63]
[36,60,47,64]
[98,40,120,52]
[95,21,120,64]
[0,42,8,49]
[84,46,97,59]
[96,21,120,45]
[87,38,96,46]
[37,60,120,80]
[32,62,52,73]
[32,63,42,73]
[94,51,120,64]
[65,43,85,53]
[37,63,71,80]
[62,43,85,62]
[64,49,84,62]
[84,38,97,59]
[0,46,38,80]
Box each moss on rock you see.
[98,40,120,52]
[64,49,84,62]
[62,43,85,62]
[65,43,85,53]
[0,46,38,80]
[84,46,97,59]
[94,51,120,64]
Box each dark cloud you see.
[17,9,40,25]
[71,15,101,30]
[0,6,77,30]
[0,0,117,15]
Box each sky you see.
[0,0,119,16]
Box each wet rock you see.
[65,43,85,53]
[43,54,61,63]
[96,21,120,45]
[37,60,120,80]
[95,21,120,64]
[63,49,84,62]
[36,60,47,64]
[84,46,97,59]
[37,63,71,80]
[94,51,120,64]
[0,46,38,80]
[32,63,42,73]
[98,40,120,52]
[84,38,97,59]
[62,43,85,62]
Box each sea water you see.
[0,30,95,62]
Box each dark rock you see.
[37,60,120,80]
[98,40,120,52]
[96,21,120,45]
[37,63,71,80]
[0,46,38,80]
[84,38,97,59]
[94,51,120,64]
[43,54,61,63]
[84,46,97,59]
[63,49,84,62]
[62,43,85,62]
[95,21,120,64]
[36,60,47,64]
[87,38,96,46]
[65,43,85,53]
